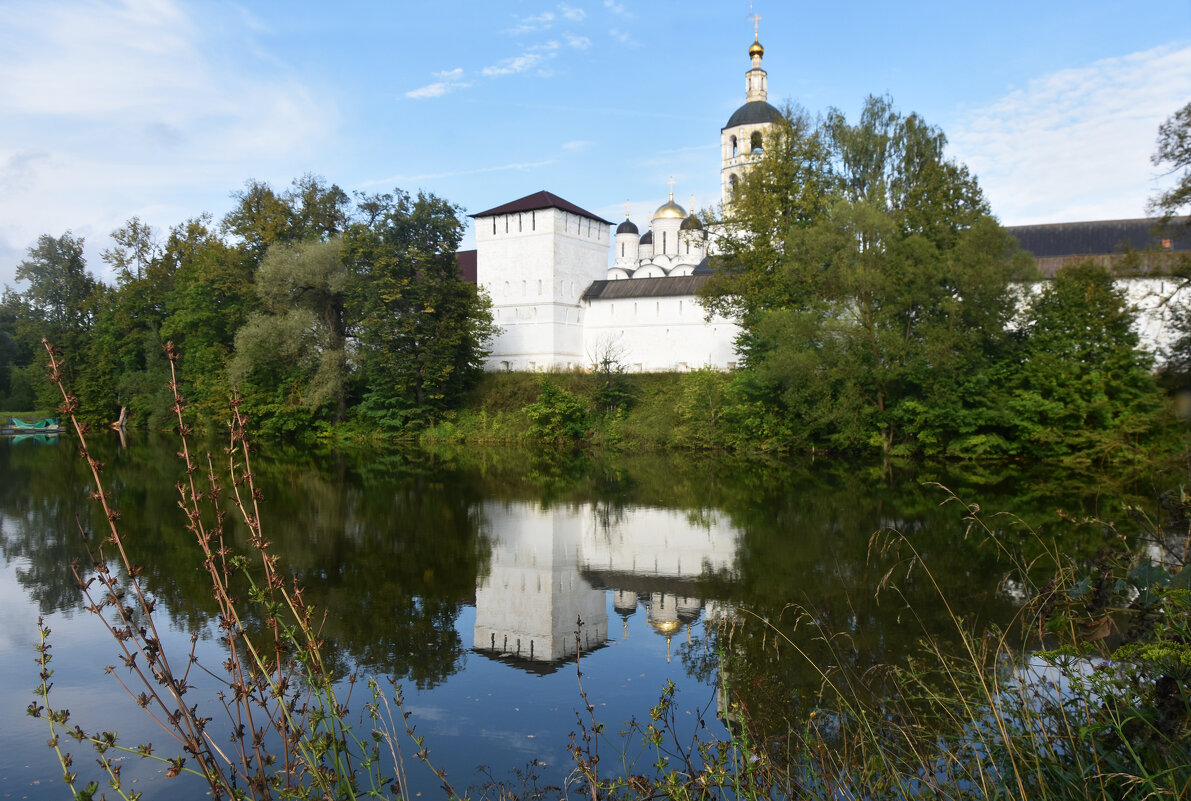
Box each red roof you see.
[456,249,477,283]
[470,190,611,224]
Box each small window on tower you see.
[751,131,763,154]
[731,135,738,157]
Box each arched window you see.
[729,174,739,195]
[662,231,667,252]
[751,131,763,154]
[730,135,738,157]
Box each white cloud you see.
[604,0,627,16]
[558,3,585,21]
[609,28,635,46]
[949,43,1191,225]
[0,0,334,286]
[507,11,555,35]
[482,43,560,77]
[562,140,592,151]
[405,68,470,99]
[565,34,591,50]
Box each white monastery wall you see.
[582,295,742,372]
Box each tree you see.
[223,175,351,263]
[1007,261,1163,461]
[344,190,495,428]
[11,232,99,393]
[703,96,1033,454]
[229,238,351,428]
[1149,101,1191,221]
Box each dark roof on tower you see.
[639,230,653,245]
[616,219,639,234]
[724,100,782,129]
[470,190,612,224]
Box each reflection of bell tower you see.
[721,15,782,209]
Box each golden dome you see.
[650,619,681,635]
[654,201,687,220]
[749,39,764,58]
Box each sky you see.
[1,0,1189,288]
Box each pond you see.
[0,431,1163,798]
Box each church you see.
[457,32,1191,373]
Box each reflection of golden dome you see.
[749,39,764,58]
[654,200,687,220]
[651,619,681,635]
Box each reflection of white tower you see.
[473,502,608,665]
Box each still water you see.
[0,432,1160,798]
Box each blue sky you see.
[1,0,1189,287]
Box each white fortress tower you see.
[473,191,611,371]
[720,22,781,208]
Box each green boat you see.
[3,417,63,435]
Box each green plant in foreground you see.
[28,339,463,800]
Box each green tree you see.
[345,190,495,429]
[1007,262,1163,461]
[704,96,1032,454]
[1149,101,1191,221]
[11,232,100,398]
[229,238,351,430]
[223,174,351,263]
[159,216,257,421]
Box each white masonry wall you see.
[581,294,742,372]
[476,207,610,371]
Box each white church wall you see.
[582,295,742,372]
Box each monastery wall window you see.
[662,231,667,252]
[532,211,536,230]
[521,280,526,296]
[679,300,683,315]
[505,216,509,233]
[620,242,624,257]
[492,218,496,235]
[518,214,523,232]
[751,131,763,153]
[537,279,542,295]
[731,135,738,157]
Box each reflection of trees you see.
[3,431,1172,711]
[1,433,491,690]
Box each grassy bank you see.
[421,369,776,453]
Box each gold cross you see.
[750,5,761,40]
[625,200,631,219]
[689,194,696,212]
[667,176,676,200]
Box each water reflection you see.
[1,433,1178,798]
[474,502,740,670]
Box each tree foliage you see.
[1,175,494,437]
[345,190,495,428]
[1149,101,1191,220]
[704,95,1036,454]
